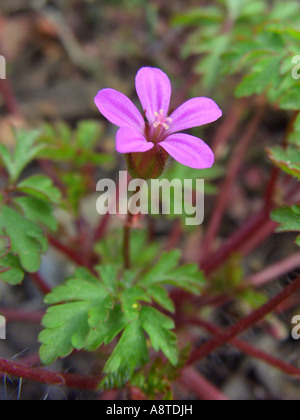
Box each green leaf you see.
[140,307,178,366]
[147,285,175,313]
[121,286,151,321]
[88,295,115,329]
[44,268,108,305]
[235,56,281,98]
[280,85,300,111]
[0,235,10,260]
[75,120,102,149]
[96,265,118,294]
[272,205,300,233]
[141,250,181,286]
[172,7,223,27]
[239,0,266,18]
[272,205,300,247]
[39,302,91,364]
[226,0,249,21]
[239,290,268,309]
[0,206,47,273]
[40,268,115,365]
[13,196,57,231]
[269,1,300,20]
[0,129,44,183]
[141,250,206,294]
[0,253,24,285]
[101,320,149,389]
[39,121,112,166]
[17,175,62,204]
[267,146,300,179]
[85,304,126,351]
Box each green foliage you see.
[0,129,44,184]
[164,162,224,196]
[0,235,10,260]
[0,235,11,276]
[271,205,300,246]
[268,114,300,246]
[146,162,224,229]
[95,229,161,269]
[288,114,300,146]
[0,129,62,284]
[101,320,149,389]
[267,114,300,179]
[0,206,47,273]
[39,250,206,388]
[17,175,62,204]
[39,268,120,365]
[39,121,111,165]
[175,0,300,109]
[140,306,178,365]
[267,146,300,180]
[131,346,191,400]
[37,120,113,213]
[140,250,206,295]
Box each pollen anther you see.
[153,109,172,130]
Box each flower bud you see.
[125,146,169,180]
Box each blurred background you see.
[1,0,300,401]
[0,0,203,123]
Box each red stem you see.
[201,107,266,262]
[212,99,247,159]
[166,219,182,251]
[187,250,300,312]
[48,235,96,273]
[179,367,230,400]
[94,212,111,242]
[201,206,270,274]
[238,218,277,256]
[0,359,100,391]
[31,272,52,295]
[187,318,300,378]
[0,78,21,116]
[0,308,44,324]
[187,276,300,365]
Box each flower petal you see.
[116,127,154,154]
[169,97,222,134]
[135,67,172,125]
[95,88,144,130]
[159,133,214,169]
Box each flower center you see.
[153,109,172,130]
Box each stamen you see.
[153,109,172,131]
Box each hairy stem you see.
[123,213,133,270]
[187,276,300,365]
[186,318,300,378]
[0,359,100,391]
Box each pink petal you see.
[116,127,154,154]
[135,67,172,125]
[169,97,222,134]
[159,133,214,169]
[95,89,144,130]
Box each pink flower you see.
[94,67,222,169]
